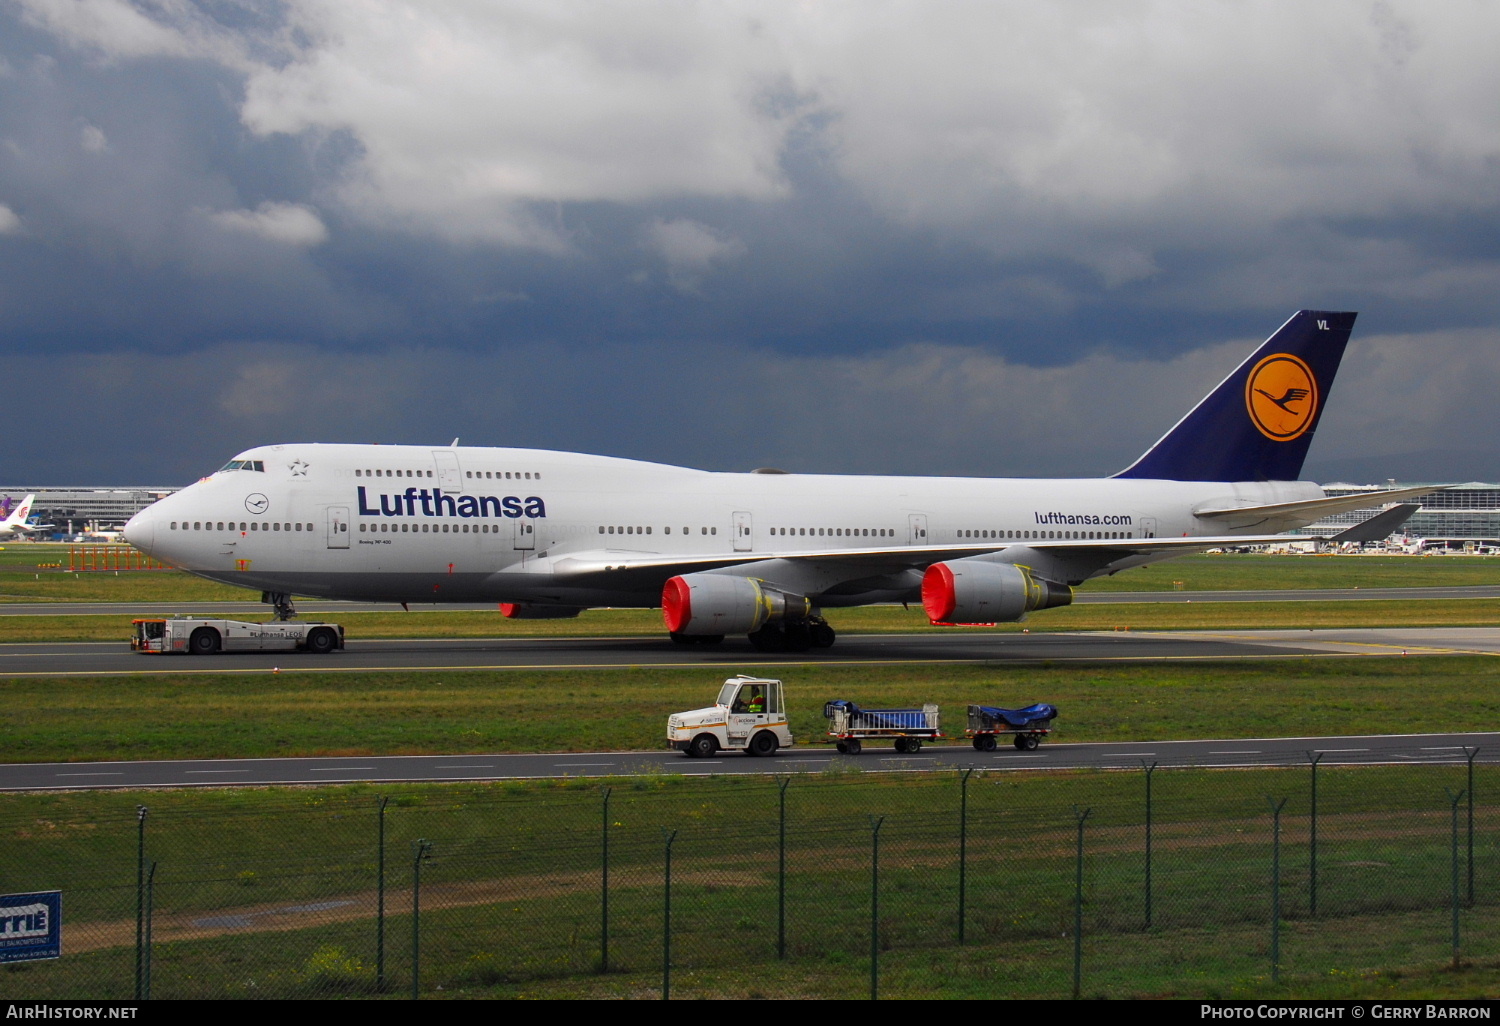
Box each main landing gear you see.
[666,616,837,652]
[748,617,836,653]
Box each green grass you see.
[3,656,1500,763]
[1,770,1495,999]
[1083,552,1500,591]
[2,547,1496,999]
[0,551,1497,607]
[2,595,1499,644]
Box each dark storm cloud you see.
[2,1,1499,484]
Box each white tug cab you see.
[667,675,793,758]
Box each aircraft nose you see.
[123,509,156,554]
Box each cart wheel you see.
[907,739,922,753]
[1020,734,1040,751]
[1013,734,1028,750]
[835,741,848,754]
[977,734,997,753]
[972,737,986,751]
[846,738,862,755]
[893,738,908,754]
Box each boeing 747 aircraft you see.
[123,311,1433,651]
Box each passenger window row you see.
[170,522,313,532]
[597,526,717,536]
[353,468,541,480]
[360,522,500,533]
[771,527,894,538]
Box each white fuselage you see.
[123,442,1322,609]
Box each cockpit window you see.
[217,460,266,473]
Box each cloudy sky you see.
[2,0,1499,485]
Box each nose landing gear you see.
[262,591,297,621]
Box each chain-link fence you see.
[2,756,1494,999]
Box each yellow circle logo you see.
[1246,353,1318,441]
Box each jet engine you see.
[920,560,1073,625]
[662,574,811,636]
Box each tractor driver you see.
[733,686,765,714]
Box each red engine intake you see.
[662,573,808,635]
[921,560,1072,625]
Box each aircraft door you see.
[327,506,350,549]
[908,514,929,545]
[1140,517,1157,539]
[513,519,535,551]
[432,450,464,493]
[732,511,753,552]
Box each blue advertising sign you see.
[0,891,61,962]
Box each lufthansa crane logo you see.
[1246,353,1318,441]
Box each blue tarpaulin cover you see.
[972,703,1058,729]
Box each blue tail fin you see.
[1114,310,1356,482]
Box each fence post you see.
[662,828,678,1000]
[1267,797,1288,983]
[778,777,790,960]
[1448,788,1465,968]
[601,786,611,973]
[1465,747,1478,907]
[134,805,148,1001]
[958,768,973,944]
[870,815,885,1001]
[143,861,156,1000]
[1142,761,1156,929]
[410,840,432,1001]
[1308,751,1324,917]
[1072,805,1091,999]
[376,795,388,992]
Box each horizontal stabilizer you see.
[1329,503,1420,543]
[1193,485,1441,531]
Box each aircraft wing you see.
[1192,485,1443,532]
[548,533,1296,580]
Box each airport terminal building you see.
[1290,482,1500,550]
[0,486,178,537]
[6,481,1500,549]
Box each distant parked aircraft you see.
[0,495,53,537]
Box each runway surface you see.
[3,625,1499,677]
[3,584,1498,617]
[2,731,1492,791]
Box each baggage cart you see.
[966,703,1058,751]
[823,699,941,754]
